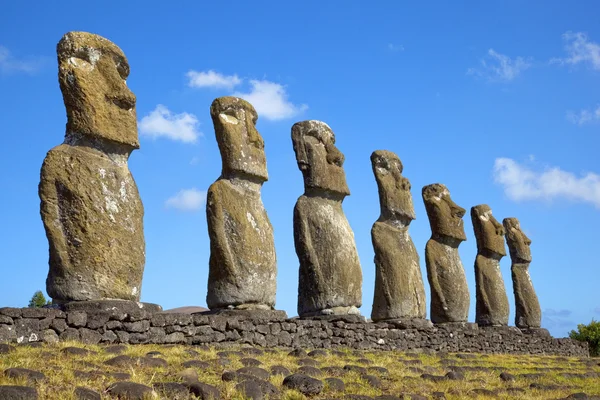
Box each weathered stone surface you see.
[51,318,68,333]
[422,184,469,323]
[40,31,145,303]
[471,205,509,326]
[0,386,38,400]
[106,382,156,400]
[74,387,101,400]
[199,309,287,322]
[0,305,590,356]
[62,346,94,356]
[300,314,366,323]
[291,120,362,317]
[236,367,270,381]
[20,308,57,319]
[0,308,22,318]
[79,328,102,344]
[206,96,277,311]
[370,150,426,321]
[153,382,190,399]
[0,325,17,342]
[4,368,46,383]
[184,382,220,399]
[298,366,323,377]
[0,343,14,353]
[59,328,80,341]
[503,217,541,329]
[235,380,264,400]
[271,365,291,376]
[325,377,345,391]
[14,319,40,343]
[60,300,161,315]
[67,311,87,327]
[282,373,324,395]
[386,318,433,330]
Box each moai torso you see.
[503,217,541,328]
[471,205,509,326]
[370,151,426,321]
[422,184,470,323]
[292,120,362,317]
[206,97,276,310]
[40,32,144,302]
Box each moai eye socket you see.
[306,129,321,140]
[114,56,130,80]
[219,109,239,124]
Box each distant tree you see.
[28,290,50,308]
[569,319,600,357]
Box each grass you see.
[0,341,598,399]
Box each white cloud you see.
[493,158,600,208]
[467,49,531,82]
[554,31,600,70]
[388,43,404,52]
[567,105,600,126]
[187,70,242,89]
[186,69,308,121]
[233,80,308,121]
[139,105,200,143]
[165,188,206,211]
[0,45,41,74]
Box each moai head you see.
[471,204,506,257]
[57,32,138,148]
[210,96,268,182]
[291,120,349,196]
[371,150,415,224]
[422,184,467,241]
[503,217,532,263]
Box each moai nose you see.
[246,112,264,148]
[326,142,344,166]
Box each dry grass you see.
[0,341,598,399]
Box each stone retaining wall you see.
[0,307,588,357]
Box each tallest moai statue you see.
[40,32,145,302]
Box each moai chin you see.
[292,120,362,317]
[503,217,541,329]
[40,32,145,302]
[206,96,277,311]
[370,151,426,321]
[422,184,470,323]
[471,204,509,326]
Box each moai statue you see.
[292,120,362,318]
[206,96,277,311]
[503,218,541,329]
[370,151,426,322]
[471,205,509,326]
[40,32,145,303]
[422,184,470,323]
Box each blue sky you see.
[1,1,599,338]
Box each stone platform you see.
[0,305,589,357]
